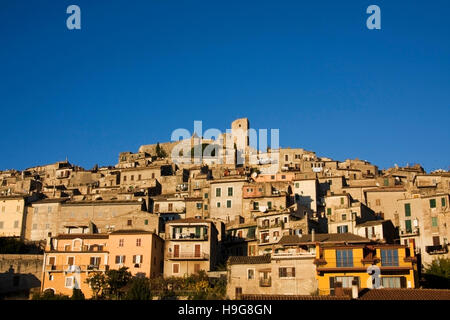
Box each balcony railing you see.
[425,245,448,255]
[166,252,210,260]
[400,228,420,236]
[259,278,272,287]
[167,234,208,241]
[45,264,109,272]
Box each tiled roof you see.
[278,233,371,245]
[54,234,109,239]
[228,255,271,265]
[241,294,351,300]
[168,218,213,224]
[359,288,450,300]
[109,229,153,235]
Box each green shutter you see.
[404,203,411,217]
[430,199,436,208]
[442,197,446,207]
[405,220,412,233]
[432,217,438,227]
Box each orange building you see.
[107,230,164,278]
[41,234,109,298]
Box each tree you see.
[106,267,132,299]
[71,288,85,300]
[422,257,450,289]
[32,289,70,300]
[85,272,107,299]
[155,142,167,158]
[125,277,152,300]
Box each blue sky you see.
[0,0,449,172]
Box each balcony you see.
[166,252,209,260]
[400,228,420,237]
[45,264,109,272]
[425,245,448,255]
[168,233,209,241]
[259,278,272,287]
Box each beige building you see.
[209,178,247,223]
[227,250,317,299]
[163,218,219,277]
[0,195,35,239]
[58,199,145,234]
[27,198,68,241]
[398,193,450,265]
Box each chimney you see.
[351,279,359,299]
[334,281,344,297]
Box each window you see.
[295,183,299,188]
[247,269,255,280]
[267,201,272,210]
[173,263,180,274]
[404,203,411,217]
[130,175,134,181]
[253,202,259,210]
[431,217,438,227]
[48,256,56,265]
[204,193,208,199]
[279,267,295,278]
[138,174,141,181]
[271,175,275,180]
[196,203,202,209]
[376,199,381,206]
[168,203,173,211]
[127,219,132,226]
[226,200,232,208]
[64,244,71,251]
[154,204,160,212]
[336,250,353,267]
[383,178,389,186]
[405,220,412,233]
[151,173,155,179]
[382,277,403,288]
[334,276,359,288]
[144,219,148,225]
[119,239,124,247]
[216,188,221,197]
[90,257,101,267]
[216,202,221,208]
[115,255,125,264]
[341,198,344,205]
[67,257,75,266]
[133,255,143,264]
[337,225,348,233]
[136,238,141,246]
[65,277,74,288]
[285,155,288,161]
[327,208,332,215]
[228,187,233,196]
[123,176,127,182]
[204,204,208,210]
[442,197,447,207]
[430,199,436,208]
[381,249,399,266]
[281,175,286,179]
[341,214,347,221]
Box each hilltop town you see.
[0,118,449,300]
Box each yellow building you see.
[314,240,418,295]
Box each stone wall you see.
[0,254,43,298]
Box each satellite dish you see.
[259,206,267,212]
[251,172,258,179]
